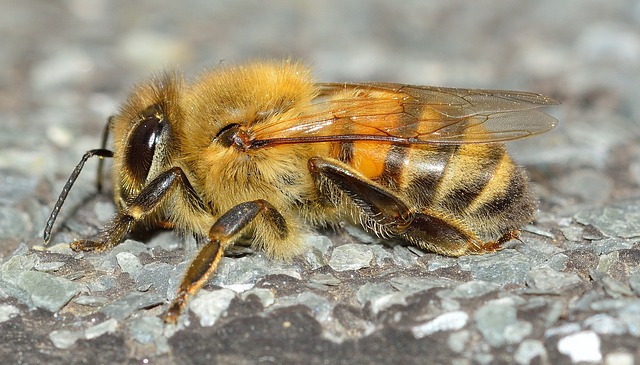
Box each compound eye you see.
[125,104,165,184]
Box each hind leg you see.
[308,157,509,256]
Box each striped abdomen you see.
[329,140,536,239]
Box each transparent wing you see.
[248,82,559,149]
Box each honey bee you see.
[44,60,558,323]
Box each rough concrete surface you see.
[1,1,640,364]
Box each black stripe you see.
[377,144,408,190]
[472,167,526,218]
[406,144,458,208]
[441,146,505,214]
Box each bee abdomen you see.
[331,140,535,238]
[398,144,535,238]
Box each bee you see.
[44,60,558,323]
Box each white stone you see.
[412,311,469,339]
[557,331,602,363]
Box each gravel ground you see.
[1,1,640,364]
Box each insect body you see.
[44,60,558,323]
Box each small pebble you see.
[116,252,143,279]
[557,331,602,363]
[411,311,468,338]
[85,318,118,340]
[49,329,83,350]
[190,288,236,327]
[526,267,582,292]
[0,304,20,322]
[475,298,531,347]
[17,271,82,312]
[514,339,547,365]
[129,316,164,344]
[584,313,627,335]
[328,244,373,272]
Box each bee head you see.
[111,73,182,210]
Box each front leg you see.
[72,166,204,252]
[164,199,286,324]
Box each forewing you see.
[249,82,559,148]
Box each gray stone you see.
[303,247,327,269]
[87,239,152,273]
[523,224,555,239]
[0,304,20,323]
[87,275,117,292]
[438,281,498,299]
[369,244,393,266]
[240,288,275,308]
[304,234,333,256]
[389,276,454,294]
[525,266,582,292]
[545,253,569,271]
[575,204,640,239]
[99,291,165,320]
[94,201,116,222]
[392,245,418,267]
[34,261,66,272]
[629,274,640,296]
[475,297,530,347]
[308,273,341,286]
[447,330,470,353]
[116,252,143,279]
[601,276,634,298]
[269,291,333,322]
[368,291,412,315]
[1,253,38,273]
[49,329,83,350]
[617,301,640,336]
[427,256,458,271]
[84,318,118,339]
[190,288,236,327]
[514,339,547,365]
[561,225,584,242]
[343,225,380,244]
[544,323,581,338]
[584,313,627,335]
[459,250,535,285]
[328,244,373,272]
[209,252,301,287]
[0,171,38,205]
[135,262,174,298]
[0,277,34,308]
[604,352,635,365]
[356,282,395,306]
[129,316,164,344]
[16,271,82,312]
[74,295,109,307]
[555,169,612,203]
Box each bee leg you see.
[164,199,285,324]
[468,229,520,253]
[72,166,204,252]
[309,157,495,256]
[308,157,413,233]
